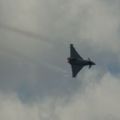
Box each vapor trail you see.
[0,23,51,44]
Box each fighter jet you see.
[67,44,95,77]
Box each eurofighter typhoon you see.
[67,44,95,77]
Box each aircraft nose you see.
[92,62,96,65]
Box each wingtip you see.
[72,74,76,78]
[70,43,73,46]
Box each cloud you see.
[0,0,119,100]
[0,0,120,119]
[59,71,120,120]
[0,0,120,63]
[0,70,120,120]
[0,0,119,91]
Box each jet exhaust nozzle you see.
[88,57,95,69]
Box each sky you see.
[0,0,120,120]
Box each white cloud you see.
[0,70,120,120]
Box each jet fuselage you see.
[68,44,95,77]
[68,58,95,67]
